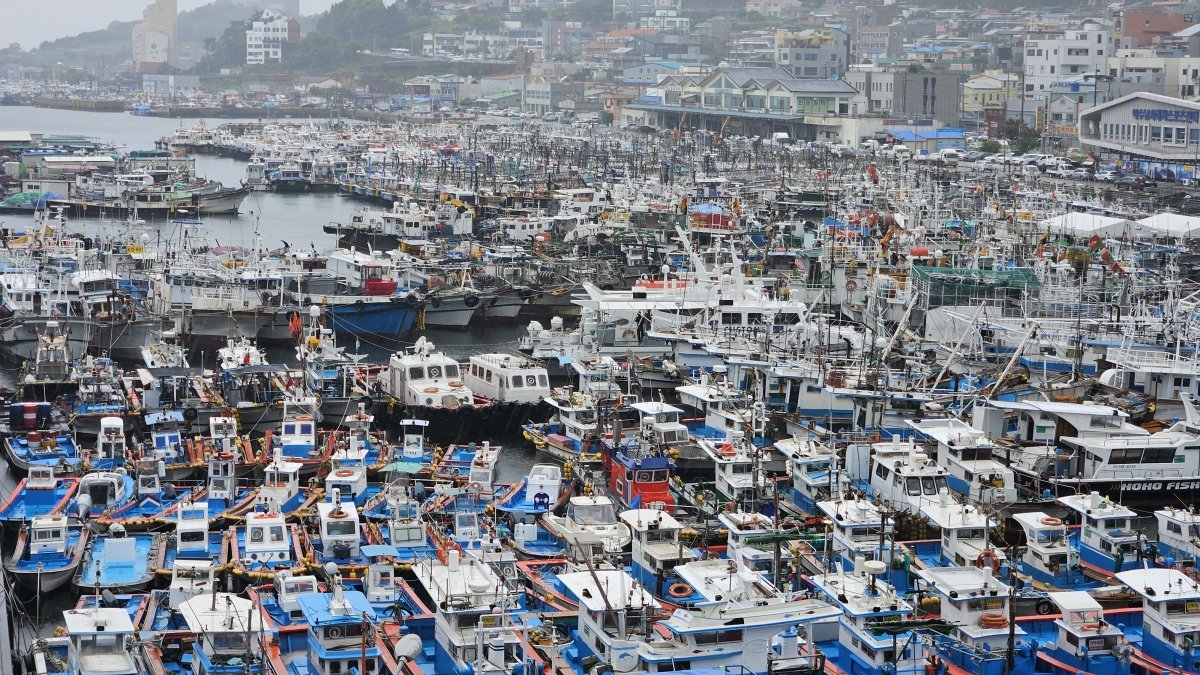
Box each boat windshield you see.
[572,503,616,525]
[327,520,356,536]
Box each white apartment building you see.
[246,9,298,65]
[1024,24,1112,97]
[1107,49,1200,98]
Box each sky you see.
[0,0,340,50]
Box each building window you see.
[1190,128,1199,145]
[1152,126,1162,142]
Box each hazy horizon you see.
[0,0,340,51]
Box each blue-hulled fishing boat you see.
[94,458,198,530]
[74,524,167,592]
[4,513,89,593]
[228,506,311,584]
[70,470,136,520]
[0,466,79,528]
[85,416,130,472]
[493,463,568,522]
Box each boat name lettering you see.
[1122,481,1200,491]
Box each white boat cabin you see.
[525,464,563,508]
[207,452,236,502]
[242,509,291,564]
[907,417,1016,505]
[273,570,319,621]
[1114,568,1200,670]
[620,509,697,583]
[398,418,428,461]
[365,561,399,605]
[175,502,211,559]
[816,497,895,569]
[556,569,659,673]
[1058,493,1143,569]
[808,568,923,674]
[920,489,1003,569]
[177,593,265,668]
[1155,506,1200,564]
[382,337,474,408]
[631,401,690,447]
[62,607,140,675]
[1012,512,1078,584]
[317,490,361,559]
[79,472,128,513]
[719,510,794,577]
[463,353,550,403]
[29,514,68,555]
[260,447,302,509]
[169,559,216,609]
[914,566,1023,649]
[209,416,241,453]
[279,413,318,452]
[864,437,949,513]
[1045,591,1126,664]
[95,416,128,464]
[325,464,368,504]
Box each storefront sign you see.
[1132,108,1200,122]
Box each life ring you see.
[817,171,829,181]
[423,387,440,394]
[470,481,482,491]
[335,469,354,478]
[448,380,464,388]
[1035,598,1054,616]
[464,294,480,308]
[979,613,1008,629]
[719,442,735,457]
[183,407,199,421]
[1080,622,1103,631]
[357,394,374,411]
[328,510,350,519]
[668,582,693,598]
[1041,516,1063,526]
[975,549,1001,574]
[296,415,313,421]
[845,279,858,292]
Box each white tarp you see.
[1040,212,1132,237]
[1136,212,1200,237]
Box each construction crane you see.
[715,116,732,142]
[672,112,688,139]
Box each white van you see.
[892,145,912,162]
[940,149,961,166]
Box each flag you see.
[629,493,643,509]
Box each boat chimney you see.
[447,547,460,572]
[854,555,866,573]
[939,487,949,507]
[1089,493,1101,510]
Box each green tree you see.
[979,139,1001,153]
[194,15,255,72]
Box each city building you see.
[132,0,179,74]
[614,0,679,22]
[774,27,850,79]
[1122,10,1193,48]
[961,71,1020,118]
[1079,91,1200,178]
[856,24,904,62]
[625,66,860,139]
[523,76,586,114]
[1024,23,1113,96]
[844,67,964,124]
[1107,49,1200,98]
[246,9,300,66]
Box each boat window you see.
[695,629,743,644]
[539,375,548,386]
[300,424,313,436]
[34,528,62,541]
[486,370,492,382]
[180,530,205,543]
[958,528,985,540]
[645,529,674,542]
[428,366,443,379]
[922,477,939,495]
[905,477,921,496]
[288,579,315,594]
[251,527,265,543]
[512,376,523,388]
[526,375,537,386]
[409,367,424,380]
[270,526,285,543]
[327,520,356,536]
[653,470,668,482]
[1168,522,1183,534]
[283,424,296,436]
[1144,447,1176,463]
[875,464,890,480]
[445,365,459,378]
[394,526,423,544]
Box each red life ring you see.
[975,549,1002,574]
[1041,516,1063,526]
[335,469,354,478]
[328,510,350,519]
[845,279,858,292]
[668,582,693,598]
[470,481,482,491]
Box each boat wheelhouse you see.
[1058,493,1146,575]
[1155,506,1200,566]
[463,353,550,403]
[1115,567,1200,673]
[381,336,473,408]
[907,417,1017,505]
[1012,511,1088,588]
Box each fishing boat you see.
[540,495,630,555]
[493,464,568,521]
[379,336,474,409]
[85,416,131,472]
[228,505,311,583]
[1153,505,1200,566]
[2,406,82,474]
[4,513,89,594]
[70,357,140,438]
[0,466,79,528]
[70,470,136,520]
[74,524,167,593]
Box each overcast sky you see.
[1,0,340,50]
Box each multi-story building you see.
[774,27,850,79]
[1122,10,1193,48]
[857,24,904,62]
[961,70,1020,118]
[625,66,859,139]
[132,0,178,74]
[1107,48,1200,98]
[523,77,586,114]
[845,67,964,124]
[1024,23,1113,96]
[614,0,679,22]
[246,9,300,65]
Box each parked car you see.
[1093,170,1120,182]
[1114,175,1155,189]
[1067,168,1094,180]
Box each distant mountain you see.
[30,0,310,68]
